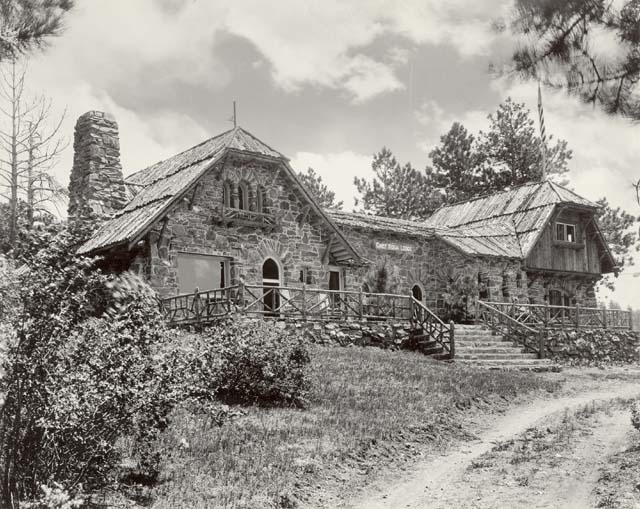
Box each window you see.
[299,267,313,285]
[222,182,231,207]
[256,186,265,213]
[177,253,230,294]
[556,222,576,243]
[237,183,248,210]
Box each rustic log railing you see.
[477,301,632,331]
[410,297,455,359]
[160,285,240,325]
[160,284,414,324]
[476,301,546,358]
[239,284,413,321]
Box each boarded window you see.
[177,253,229,294]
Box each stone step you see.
[422,346,445,356]
[454,340,514,347]
[455,358,551,366]
[455,352,539,360]
[455,346,529,354]
[454,361,560,372]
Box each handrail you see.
[410,297,455,359]
[476,301,545,358]
[161,283,414,324]
[478,300,632,330]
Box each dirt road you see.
[348,383,640,509]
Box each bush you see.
[179,319,310,408]
[0,225,177,506]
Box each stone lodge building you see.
[70,111,617,316]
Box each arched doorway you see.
[262,258,280,315]
[411,284,423,302]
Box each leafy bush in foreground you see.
[0,225,176,506]
[178,319,310,408]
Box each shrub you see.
[180,319,310,408]
[0,225,177,506]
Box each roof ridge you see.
[125,128,235,183]
[235,126,285,159]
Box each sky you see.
[11,0,640,307]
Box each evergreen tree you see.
[428,122,480,203]
[477,98,571,191]
[500,0,640,120]
[595,197,639,291]
[0,0,74,60]
[354,147,440,220]
[297,167,342,209]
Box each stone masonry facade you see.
[68,111,128,220]
[131,156,339,298]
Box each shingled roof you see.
[424,180,601,257]
[78,127,362,264]
[326,209,523,259]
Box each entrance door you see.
[412,284,423,302]
[329,269,341,309]
[262,258,280,316]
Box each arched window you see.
[237,182,248,210]
[222,182,231,207]
[256,186,265,213]
[412,284,423,301]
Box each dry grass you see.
[148,345,560,508]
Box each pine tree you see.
[428,122,480,203]
[296,167,343,209]
[595,197,639,291]
[354,147,440,219]
[477,98,571,191]
[499,0,640,120]
[0,0,74,60]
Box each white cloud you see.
[289,150,373,210]
[220,0,510,102]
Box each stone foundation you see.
[544,329,640,365]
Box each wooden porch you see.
[159,285,632,362]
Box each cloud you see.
[289,150,373,210]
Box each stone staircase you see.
[409,324,558,371]
[453,324,557,371]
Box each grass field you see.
[147,345,560,508]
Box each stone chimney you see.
[68,111,127,220]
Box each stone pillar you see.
[68,111,127,220]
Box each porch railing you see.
[160,285,239,325]
[160,284,414,324]
[476,301,546,358]
[239,284,413,321]
[476,301,633,331]
[410,297,455,359]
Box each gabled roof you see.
[78,127,362,264]
[326,209,523,259]
[424,180,603,258]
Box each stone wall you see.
[526,273,599,307]
[68,111,127,220]
[544,328,640,365]
[143,156,337,297]
[339,225,525,313]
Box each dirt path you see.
[348,383,640,509]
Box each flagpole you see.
[537,82,547,181]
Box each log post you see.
[449,320,455,360]
[359,288,363,320]
[302,283,307,322]
[538,331,546,359]
[575,302,580,329]
[602,308,607,329]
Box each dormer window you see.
[222,182,231,207]
[556,222,576,243]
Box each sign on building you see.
[374,241,413,253]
